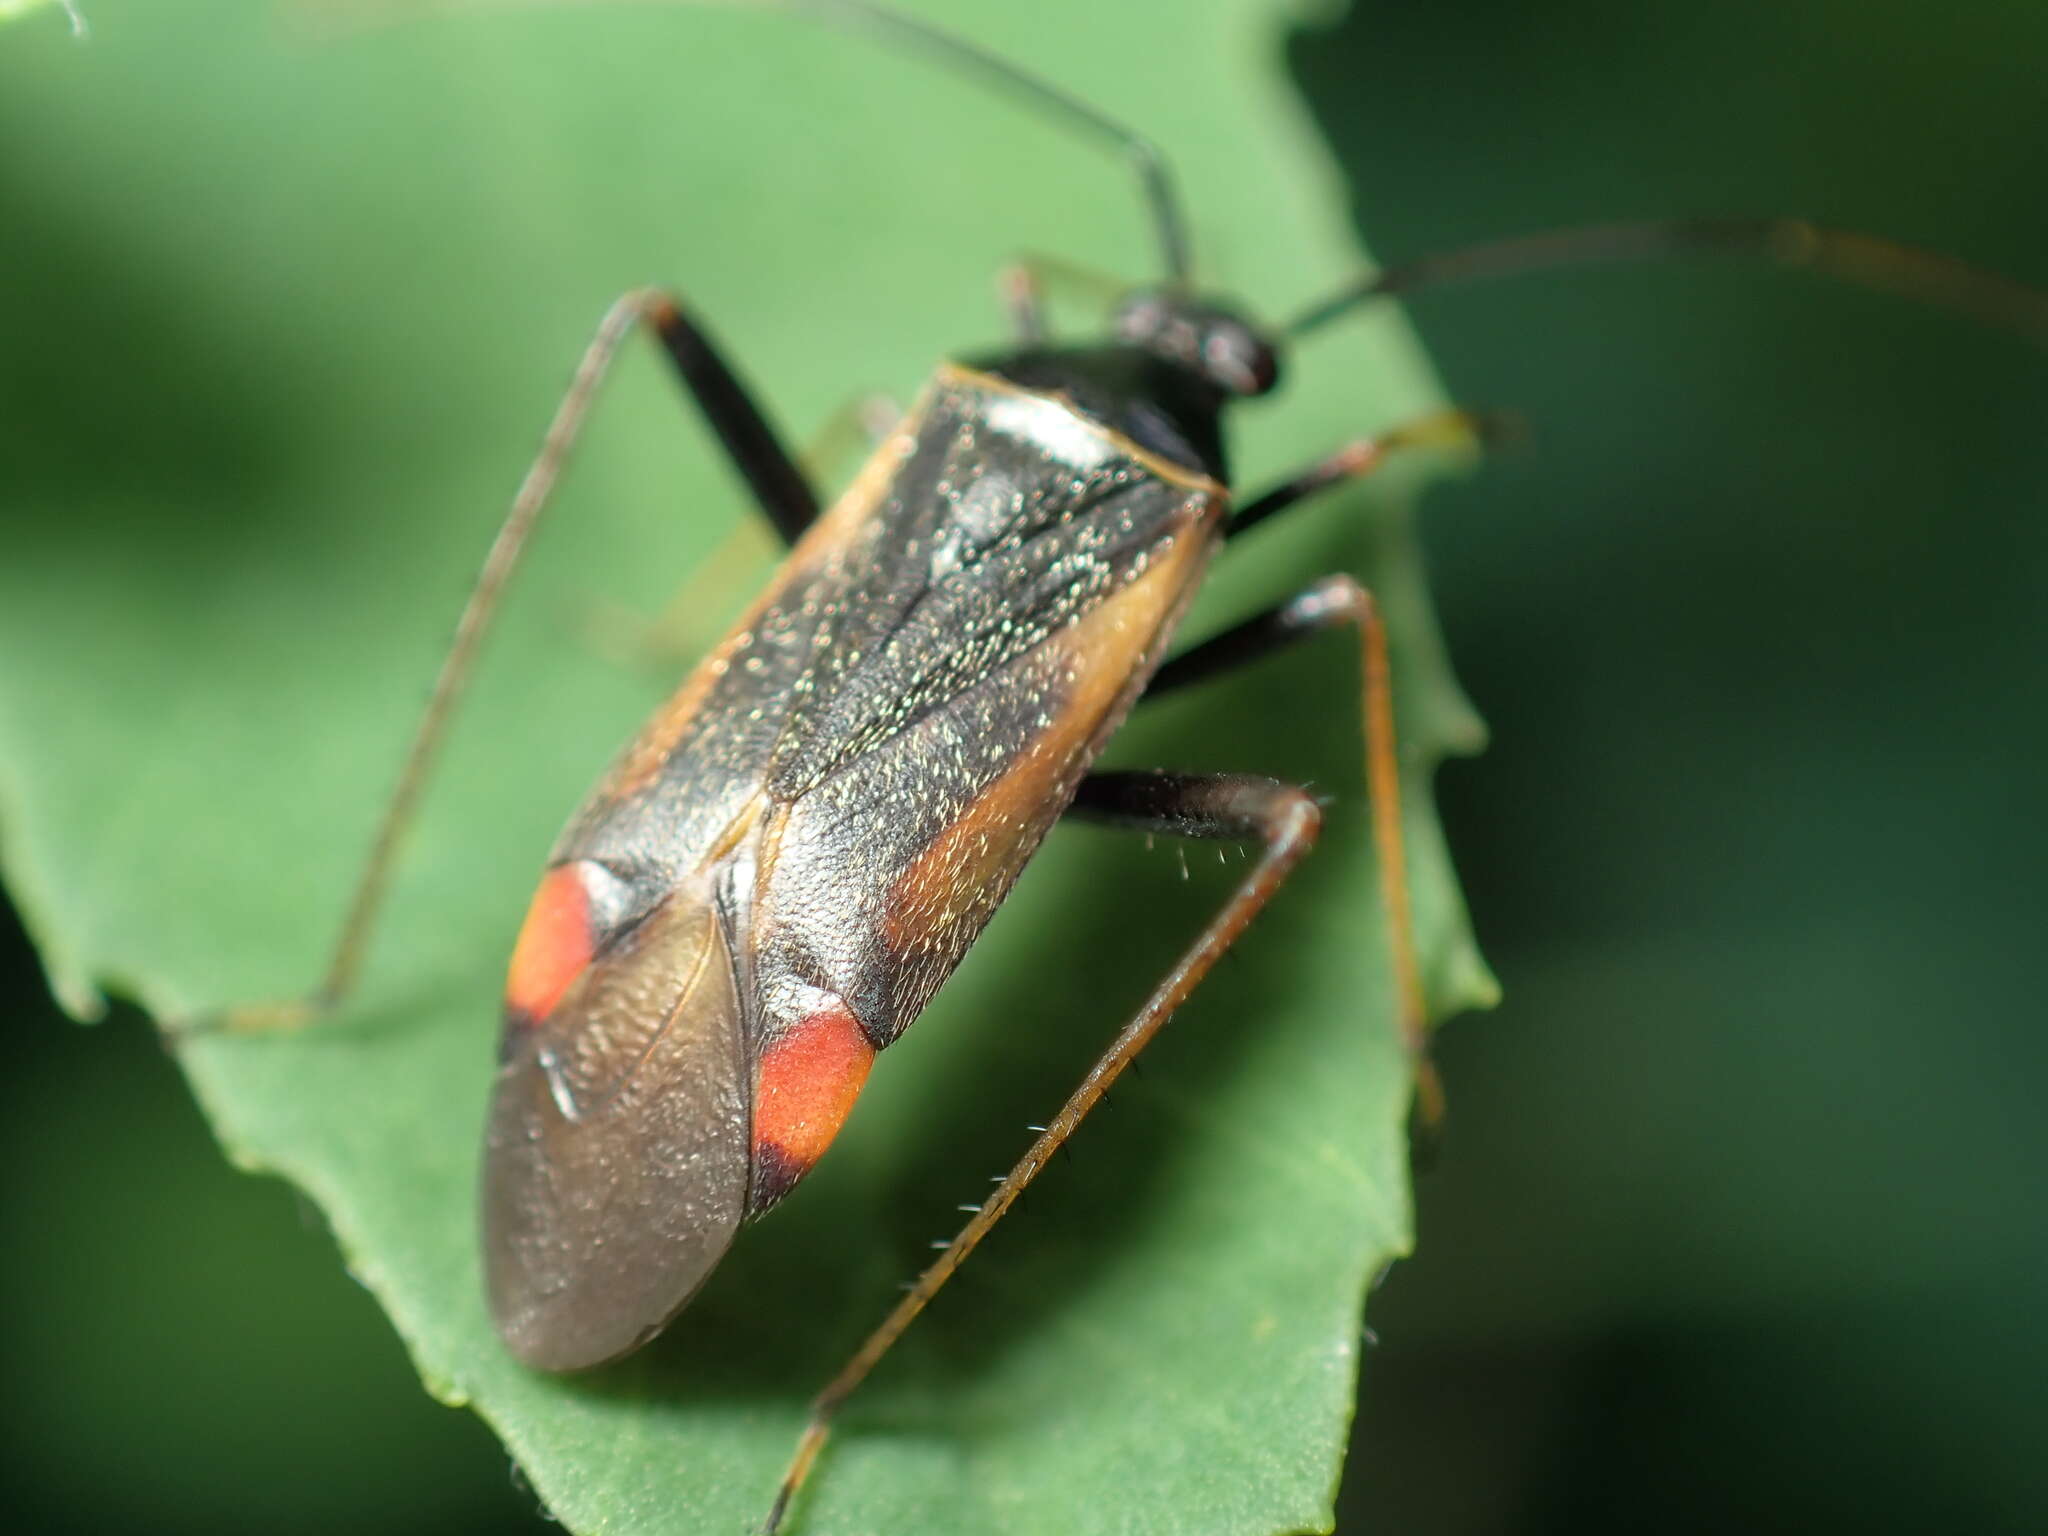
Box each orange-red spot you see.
[504,865,594,1023]
[751,999,875,1185]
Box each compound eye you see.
[1202,325,1278,396]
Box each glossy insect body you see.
[487,346,1244,1367]
[194,3,2041,1526]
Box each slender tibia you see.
[189,289,812,1034]
[763,769,1323,1532]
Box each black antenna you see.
[764,0,1192,287]
[1286,217,2048,345]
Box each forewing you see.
[483,881,747,1371]
[752,466,1222,1047]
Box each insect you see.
[192,2,2046,1530]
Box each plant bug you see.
[171,0,2043,1526]
[8,3,2031,1536]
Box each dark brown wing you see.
[484,875,747,1370]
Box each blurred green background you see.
[3,0,2043,1533]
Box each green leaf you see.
[0,0,1492,1531]
[0,0,85,34]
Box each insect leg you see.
[997,263,1047,342]
[1140,576,1439,1125]
[764,769,1322,1534]
[641,292,821,545]
[201,289,811,1031]
[595,390,903,670]
[1148,572,1375,697]
[1133,418,1483,1113]
[801,393,905,482]
[995,251,1131,341]
[1134,421,1482,1113]
[1223,408,1503,541]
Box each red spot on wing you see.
[749,996,874,1214]
[504,864,595,1025]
